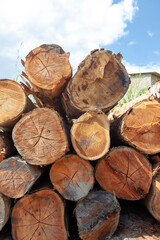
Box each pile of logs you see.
[0,44,160,240]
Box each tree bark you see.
[23,44,72,103]
[62,49,130,118]
[0,193,11,231]
[70,111,110,160]
[110,99,160,154]
[49,154,94,201]
[95,146,152,200]
[0,79,35,130]
[0,131,16,163]
[143,163,160,222]
[12,107,69,165]
[75,190,121,240]
[11,189,68,240]
[0,155,42,198]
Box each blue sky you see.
[0,0,159,79]
[107,0,160,73]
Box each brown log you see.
[75,190,121,240]
[110,99,160,154]
[0,155,42,198]
[70,111,110,160]
[95,146,152,200]
[49,154,94,201]
[0,131,16,163]
[0,193,11,231]
[62,49,130,118]
[24,44,72,102]
[11,189,68,240]
[0,79,35,130]
[143,163,160,222]
[12,107,69,165]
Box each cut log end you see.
[0,155,42,198]
[121,99,160,154]
[11,189,68,240]
[95,146,152,200]
[0,193,11,231]
[49,154,94,201]
[24,44,72,98]
[0,79,27,128]
[75,190,121,240]
[12,108,69,165]
[71,111,110,160]
[62,49,130,118]
[144,164,160,222]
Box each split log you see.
[0,155,42,198]
[12,107,69,165]
[75,190,121,240]
[11,189,68,240]
[0,193,11,231]
[70,111,110,160]
[62,49,130,118]
[143,163,160,222]
[23,44,72,105]
[49,154,94,201]
[0,79,35,130]
[95,146,152,200]
[110,99,160,154]
[0,131,16,163]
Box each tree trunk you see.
[0,193,11,231]
[143,163,160,222]
[70,111,110,160]
[62,49,130,118]
[49,154,94,201]
[0,131,16,163]
[23,44,72,104]
[110,99,160,154]
[95,146,152,200]
[75,190,121,240]
[0,79,35,130]
[12,107,69,165]
[0,155,42,198]
[11,189,68,240]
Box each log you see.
[24,44,72,102]
[49,154,94,201]
[95,146,152,200]
[75,190,121,240]
[0,79,35,130]
[62,49,130,118]
[110,99,160,154]
[12,107,69,165]
[11,189,68,240]
[0,155,42,198]
[70,111,110,160]
[0,131,16,163]
[143,163,160,222]
[0,193,11,231]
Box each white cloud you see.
[154,50,160,55]
[147,31,154,37]
[0,0,138,78]
[123,60,160,74]
[128,41,136,46]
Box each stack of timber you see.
[0,44,160,240]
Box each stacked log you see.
[0,44,160,240]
